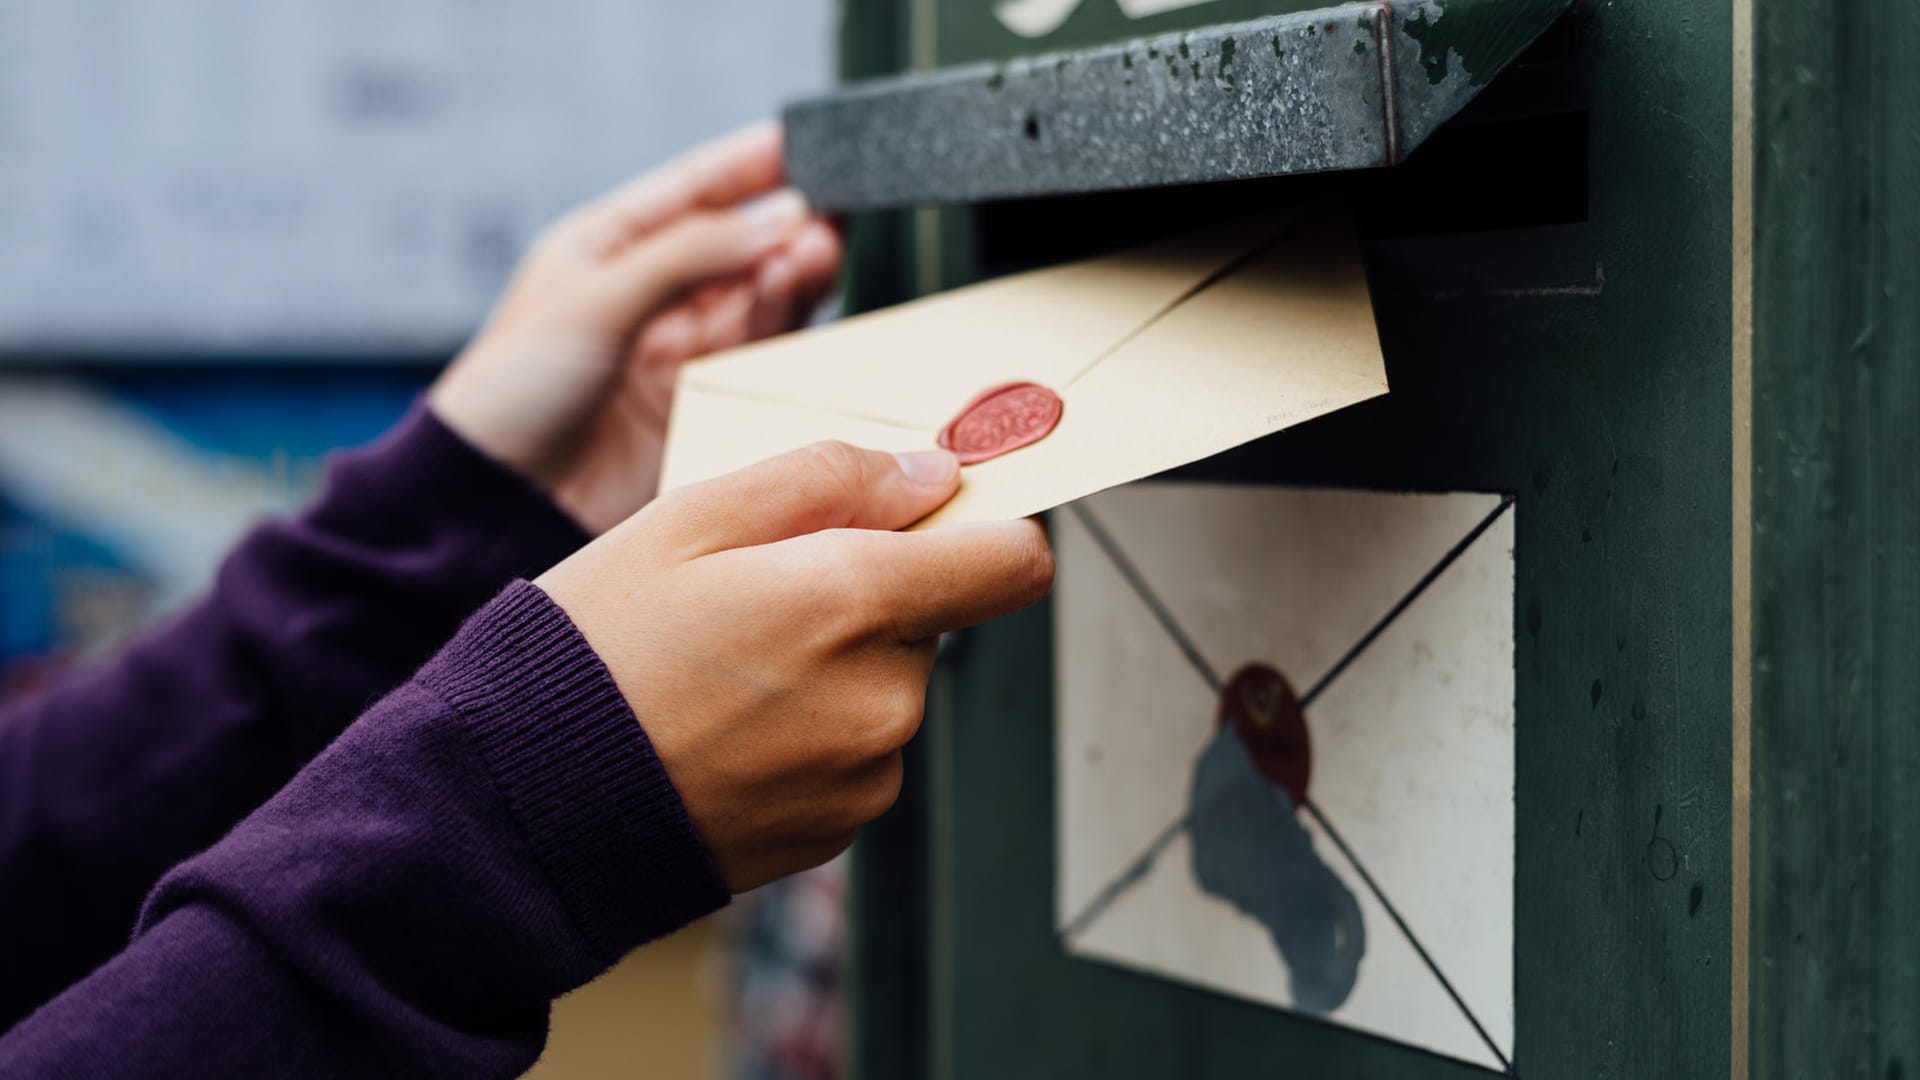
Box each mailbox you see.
[798,1,1916,1079]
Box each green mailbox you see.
[794,1,1919,1077]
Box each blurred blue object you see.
[0,369,429,699]
[100,368,428,457]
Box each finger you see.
[658,441,962,555]
[592,193,809,333]
[634,303,700,366]
[745,252,800,341]
[783,220,844,316]
[583,121,785,242]
[677,224,828,353]
[903,637,939,696]
[847,519,1056,642]
[691,277,760,355]
[687,276,737,311]
[846,751,907,825]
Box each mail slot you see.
[799,1,1904,1079]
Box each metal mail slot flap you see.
[785,0,1571,211]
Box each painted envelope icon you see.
[660,213,1389,528]
[1055,483,1518,1070]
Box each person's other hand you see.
[537,442,1054,892]
[430,122,842,534]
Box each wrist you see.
[417,581,731,956]
[424,350,547,477]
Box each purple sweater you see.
[0,408,730,1076]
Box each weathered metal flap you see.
[785,0,1572,211]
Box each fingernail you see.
[745,190,808,246]
[895,449,959,486]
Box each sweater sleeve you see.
[0,405,589,1027]
[0,582,730,1078]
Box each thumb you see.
[589,192,810,331]
[658,442,961,556]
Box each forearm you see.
[0,583,727,1077]
[0,406,588,1025]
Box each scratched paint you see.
[1401,0,1569,86]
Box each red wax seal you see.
[937,382,1064,465]
[1217,663,1311,808]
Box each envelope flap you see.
[678,223,1267,431]
[659,379,929,495]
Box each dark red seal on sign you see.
[937,382,1064,465]
[1217,662,1312,808]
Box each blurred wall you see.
[0,0,834,352]
[0,0,832,676]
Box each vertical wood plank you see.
[1751,0,1920,1076]
[838,6,931,1080]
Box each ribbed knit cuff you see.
[416,581,730,960]
[309,402,590,584]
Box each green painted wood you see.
[1750,0,1920,1076]
[837,6,934,1080]
[913,0,1738,1077]
[838,0,919,315]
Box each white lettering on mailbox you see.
[992,0,1224,39]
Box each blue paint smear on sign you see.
[1188,726,1366,1013]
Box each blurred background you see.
[0,2,844,1076]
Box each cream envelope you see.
[1055,482,1516,1071]
[660,215,1388,528]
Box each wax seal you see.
[937,382,1064,465]
[1217,662,1311,807]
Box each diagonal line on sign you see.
[1296,495,1517,711]
[1065,503,1224,693]
[1298,794,1515,1075]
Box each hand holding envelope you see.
[660,213,1388,528]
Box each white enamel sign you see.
[1056,482,1517,1072]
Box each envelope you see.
[1053,482,1517,1070]
[660,213,1388,528]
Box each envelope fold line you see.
[1060,224,1295,393]
[676,378,929,434]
